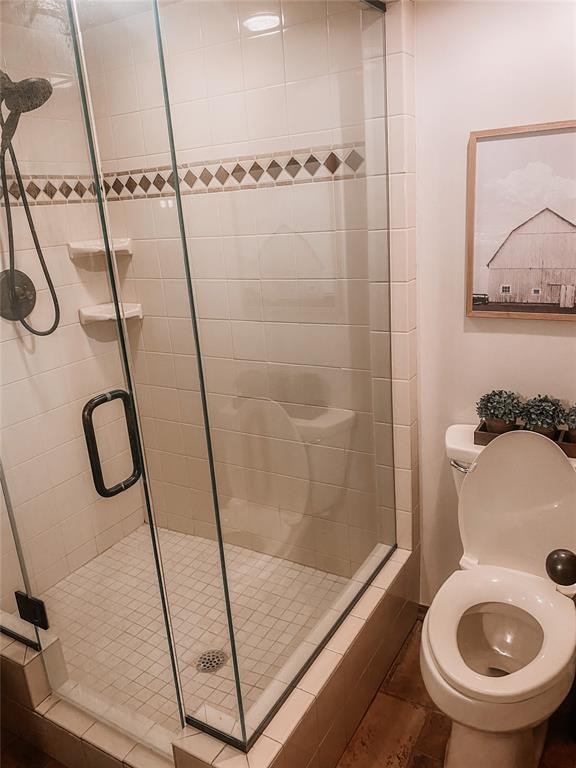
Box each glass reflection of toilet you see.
[421,427,576,768]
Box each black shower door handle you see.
[82,389,142,498]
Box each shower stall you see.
[0,0,396,754]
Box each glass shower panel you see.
[75,0,245,742]
[0,0,183,749]
[0,460,40,647]
[156,0,395,743]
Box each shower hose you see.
[0,113,60,336]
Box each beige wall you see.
[415,0,576,603]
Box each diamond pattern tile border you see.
[2,143,365,207]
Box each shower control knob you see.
[0,269,36,322]
[546,549,576,587]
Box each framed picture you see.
[466,120,576,321]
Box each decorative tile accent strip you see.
[1,144,365,206]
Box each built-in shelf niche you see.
[79,303,142,325]
[68,238,132,261]
[71,238,139,326]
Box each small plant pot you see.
[485,418,516,434]
[568,428,576,444]
[527,426,559,440]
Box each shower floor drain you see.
[195,649,228,673]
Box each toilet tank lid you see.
[446,424,576,470]
[445,424,482,464]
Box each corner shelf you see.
[79,303,142,325]
[68,238,132,260]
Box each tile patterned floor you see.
[337,620,576,768]
[41,525,349,735]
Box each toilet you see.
[421,429,576,768]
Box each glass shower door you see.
[73,0,247,746]
[73,0,394,749]
[0,459,41,649]
[0,0,193,750]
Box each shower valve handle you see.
[546,549,576,587]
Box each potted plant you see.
[566,404,576,443]
[476,390,523,434]
[521,395,566,439]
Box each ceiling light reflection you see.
[243,13,280,33]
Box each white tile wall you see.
[359,4,400,552]
[0,201,146,595]
[81,0,383,170]
[385,0,419,550]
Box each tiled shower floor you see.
[41,525,351,737]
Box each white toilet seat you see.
[427,565,576,704]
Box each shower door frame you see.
[0,458,42,651]
[148,0,251,747]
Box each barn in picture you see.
[485,208,576,311]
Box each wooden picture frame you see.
[466,120,576,321]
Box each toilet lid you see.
[459,431,576,581]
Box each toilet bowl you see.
[421,430,576,768]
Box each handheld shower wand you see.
[0,71,53,152]
[0,69,61,336]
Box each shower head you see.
[2,76,53,113]
[0,70,53,154]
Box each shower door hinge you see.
[15,591,49,630]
